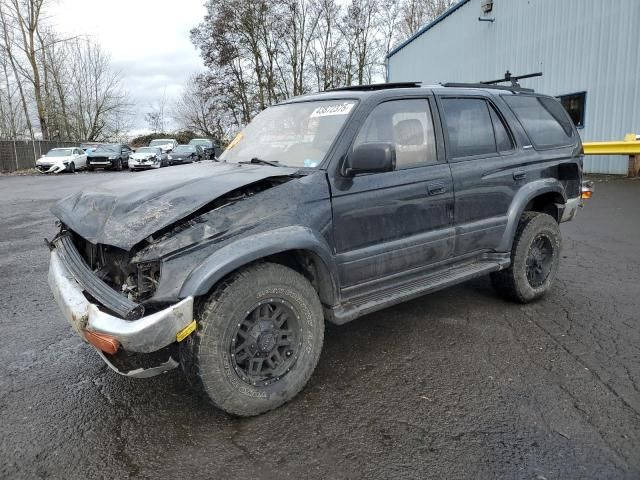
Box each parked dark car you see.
[168,145,202,165]
[188,138,218,159]
[86,144,132,171]
[47,82,589,417]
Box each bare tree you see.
[398,0,454,40]
[9,0,50,138]
[173,74,232,141]
[188,0,443,139]
[145,88,167,133]
[66,39,133,141]
[0,0,33,138]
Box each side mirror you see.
[344,142,396,176]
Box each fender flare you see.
[179,225,339,301]
[496,179,566,252]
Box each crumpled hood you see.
[51,162,297,250]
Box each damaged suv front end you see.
[47,160,329,376]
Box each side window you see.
[441,98,496,158]
[489,105,514,152]
[353,99,437,169]
[503,95,574,148]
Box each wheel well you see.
[199,249,337,307]
[259,250,337,306]
[524,192,564,222]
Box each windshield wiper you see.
[239,157,282,167]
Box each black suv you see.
[47,83,586,416]
[188,138,219,159]
[86,144,132,171]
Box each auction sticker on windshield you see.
[310,102,355,118]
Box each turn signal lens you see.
[84,330,120,354]
[581,190,592,199]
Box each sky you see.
[50,0,207,133]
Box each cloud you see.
[50,0,206,131]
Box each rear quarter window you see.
[503,95,575,149]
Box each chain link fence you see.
[0,140,79,173]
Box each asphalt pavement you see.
[1,171,639,479]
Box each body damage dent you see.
[51,162,299,251]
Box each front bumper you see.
[130,159,161,169]
[87,158,114,168]
[48,250,194,372]
[36,163,66,173]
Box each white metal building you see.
[386,0,640,174]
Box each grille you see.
[54,233,144,319]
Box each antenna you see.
[481,71,543,88]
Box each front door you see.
[330,97,454,290]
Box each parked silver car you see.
[129,147,168,171]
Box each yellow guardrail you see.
[583,134,640,176]
[583,134,640,155]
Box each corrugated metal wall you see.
[387,0,640,174]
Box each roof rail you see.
[325,82,421,92]
[441,82,534,93]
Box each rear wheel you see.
[180,262,324,416]
[491,212,561,303]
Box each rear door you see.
[436,95,522,256]
[330,96,455,289]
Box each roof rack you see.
[443,71,542,93]
[441,82,535,93]
[325,82,421,92]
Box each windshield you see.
[136,147,157,154]
[46,149,72,157]
[95,145,118,152]
[149,139,172,146]
[174,145,195,153]
[189,139,212,147]
[220,100,357,168]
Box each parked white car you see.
[36,147,87,174]
[148,138,178,153]
[129,147,168,171]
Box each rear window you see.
[503,95,575,149]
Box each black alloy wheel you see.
[230,299,301,387]
[525,234,554,288]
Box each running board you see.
[327,260,506,325]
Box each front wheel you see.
[180,262,325,416]
[114,158,123,171]
[491,212,561,303]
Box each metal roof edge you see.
[386,0,472,59]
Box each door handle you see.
[427,183,446,195]
[513,171,527,181]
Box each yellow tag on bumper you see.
[176,320,197,342]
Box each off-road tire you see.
[180,262,325,416]
[491,211,561,303]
